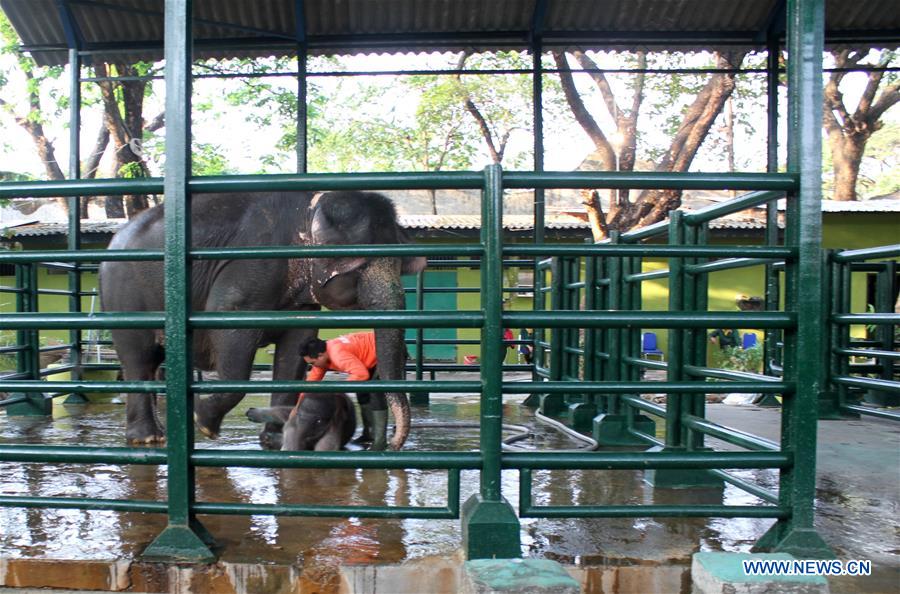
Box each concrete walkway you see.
[707,404,900,594]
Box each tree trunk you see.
[823,49,900,201]
[96,62,153,218]
[0,71,67,212]
[558,50,746,237]
[830,134,866,200]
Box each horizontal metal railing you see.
[0,171,817,560]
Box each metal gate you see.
[1,0,836,562]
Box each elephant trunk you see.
[375,327,411,450]
[360,258,411,450]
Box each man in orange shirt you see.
[301,332,387,450]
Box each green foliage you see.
[192,142,235,176]
[0,330,17,371]
[858,121,900,198]
[116,161,144,178]
[710,344,763,373]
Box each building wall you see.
[3,213,897,368]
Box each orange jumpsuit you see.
[306,332,378,381]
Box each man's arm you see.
[306,365,326,382]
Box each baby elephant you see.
[247,393,356,451]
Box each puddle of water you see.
[0,391,777,569]
[3,386,896,594]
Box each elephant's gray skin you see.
[246,393,356,451]
[99,191,424,450]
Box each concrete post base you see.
[692,552,829,594]
[461,559,580,594]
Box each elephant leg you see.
[114,329,165,444]
[193,329,258,439]
[314,424,345,451]
[258,328,318,449]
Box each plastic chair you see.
[742,333,758,349]
[641,332,665,360]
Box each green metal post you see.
[868,262,899,406]
[27,264,41,381]
[14,265,28,379]
[762,35,783,392]
[6,264,53,417]
[665,212,684,448]
[834,260,854,412]
[592,233,652,445]
[143,0,216,563]
[539,257,566,416]
[462,164,521,559]
[647,212,720,488]
[531,36,546,388]
[410,269,429,405]
[295,41,307,173]
[65,47,87,404]
[691,223,713,440]
[8,264,51,416]
[568,244,597,431]
[756,0,833,558]
[595,254,609,414]
[817,251,842,418]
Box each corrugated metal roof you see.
[3,0,898,67]
[399,214,590,230]
[3,221,124,237]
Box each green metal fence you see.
[0,0,835,562]
[828,245,900,421]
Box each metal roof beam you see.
[69,0,299,43]
[756,0,786,43]
[530,0,548,44]
[54,0,84,50]
[294,0,306,45]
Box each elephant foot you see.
[126,421,165,445]
[193,412,220,439]
[193,398,227,439]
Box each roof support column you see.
[755,0,834,559]
[295,0,307,173]
[144,0,216,563]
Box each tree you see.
[93,61,164,218]
[553,50,748,240]
[451,51,534,168]
[0,12,163,219]
[0,12,66,203]
[823,49,899,200]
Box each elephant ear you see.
[402,256,427,275]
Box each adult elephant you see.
[99,191,423,450]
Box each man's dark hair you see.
[300,338,327,359]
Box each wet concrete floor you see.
[0,375,897,593]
